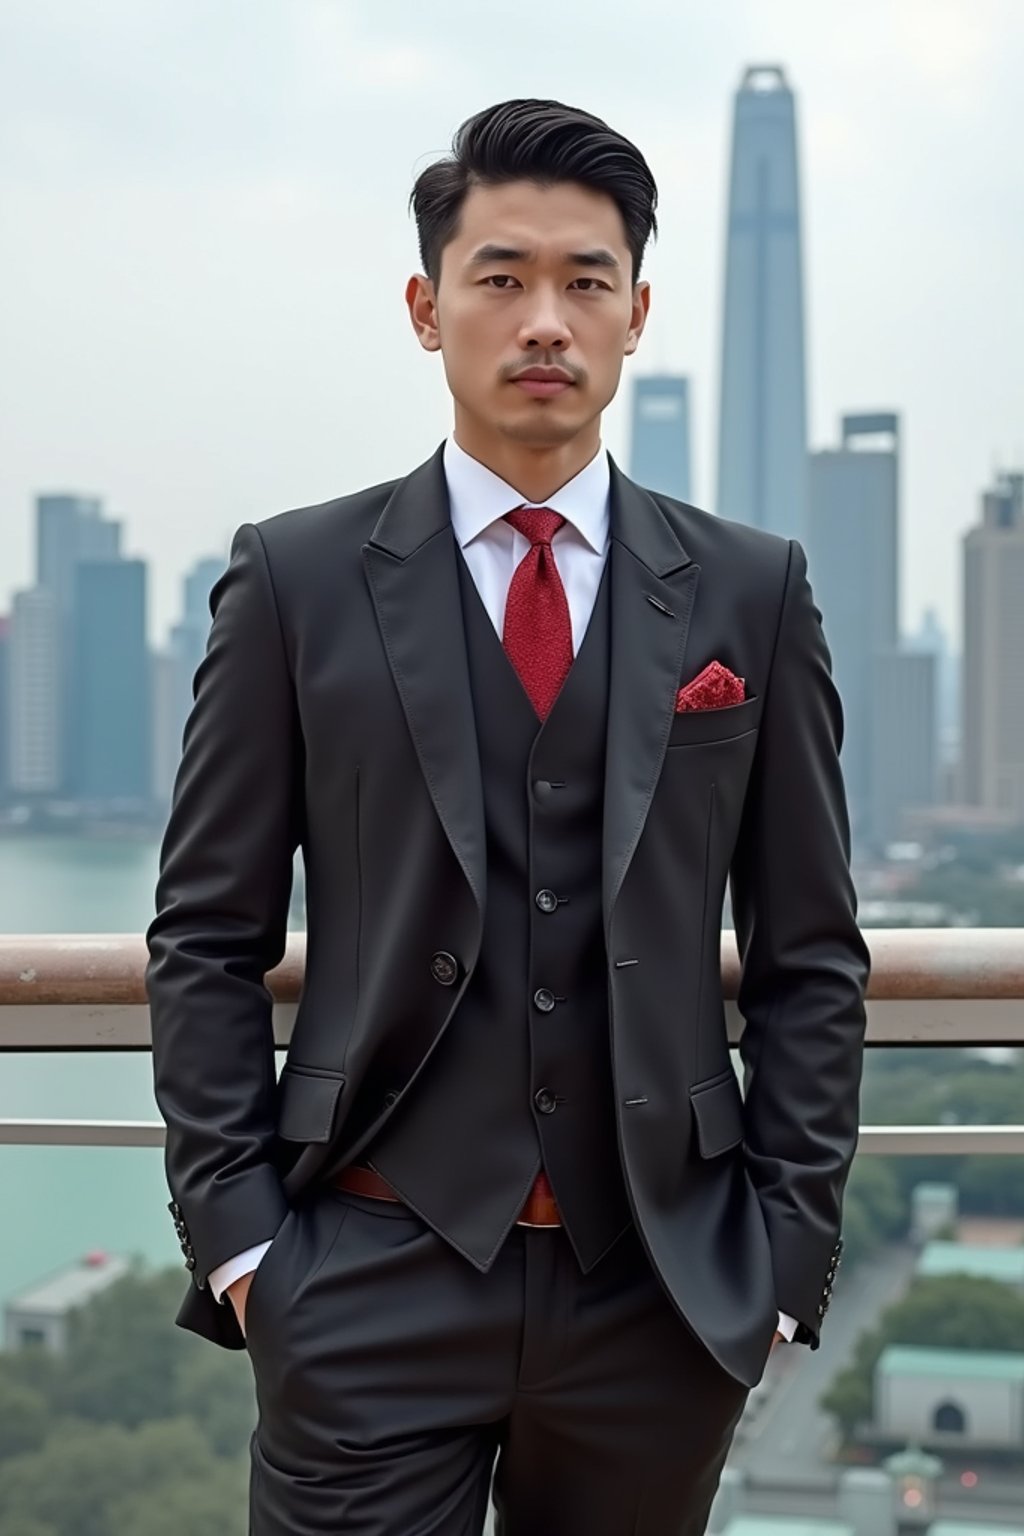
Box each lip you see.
[513,378,573,398]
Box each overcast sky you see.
[1,0,1021,649]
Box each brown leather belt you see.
[330,1164,562,1228]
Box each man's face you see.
[407,179,649,448]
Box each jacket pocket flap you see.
[277,1063,347,1143]
[689,1070,744,1158]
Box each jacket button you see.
[430,951,458,986]
[533,987,556,1013]
[534,1088,557,1115]
[535,889,559,913]
[382,1090,400,1109]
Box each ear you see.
[624,281,651,357]
[406,273,442,353]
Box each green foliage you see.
[841,1158,907,1265]
[3,1519,59,1536]
[0,1373,49,1462]
[820,1273,1024,1441]
[175,1344,258,1459]
[55,1267,206,1428]
[0,1417,246,1536]
[855,1050,1024,1218]
[108,1463,248,1536]
[0,1267,255,1535]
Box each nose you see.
[517,288,572,351]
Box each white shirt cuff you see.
[208,1241,274,1303]
[776,1309,799,1342]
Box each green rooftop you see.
[917,1241,1024,1284]
[929,1525,1024,1536]
[878,1345,1024,1381]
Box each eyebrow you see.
[466,244,621,270]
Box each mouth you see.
[510,368,576,399]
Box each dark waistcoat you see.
[365,539,631,1272]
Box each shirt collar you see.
[443,434,610,555]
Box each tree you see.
[175,1345,256,1459]
[0,1373,49,1462]
[54,1267,203,1429]
[0,1416,237,1536]
[820,1274,1024,1443]
[840,1158,907,1266]
[108,1463,248,1536]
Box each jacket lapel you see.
[363,445,487,922]
[602,458,700,926]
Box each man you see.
[147,98,870,1535]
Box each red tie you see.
[501,506,572,1227]
[502,507,574,720]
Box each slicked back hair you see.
[410,98,658,287]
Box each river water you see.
[0,836,300,1310]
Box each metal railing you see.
[1,929,1022,1154]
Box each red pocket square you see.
[675,660,746,713]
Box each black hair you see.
[409,98,658,286]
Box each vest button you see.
[533,779,552,801]
[533,987,556,1013]
[535,889,559,914]
[534,1088,557,1115]
[430,951,459,986]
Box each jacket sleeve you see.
[146,522,301,1288]
[729,537,871,1346]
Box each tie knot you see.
[504,506,565,547]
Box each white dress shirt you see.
[208,434,798,1345]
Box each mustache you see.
[503,358,585,384]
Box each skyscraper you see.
[870,649,938,844]
[34,493,122,790]
[36,494,120,613]
[628,375,692,501]
[716,65,808,540]
[69,559,151,803]
[961,472,1024,819]
[9,588,62,796]
[807,413,900,843]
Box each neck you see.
[452,413,602,504]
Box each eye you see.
[570,277,611,291]
[483,275,521,289]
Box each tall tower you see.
[716,65,808,540]
[962,472,1024,819]
[628,375,692,501]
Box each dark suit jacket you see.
[146,444,870,1384]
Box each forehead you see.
[450,179,629,261]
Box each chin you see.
[499,411,582,447]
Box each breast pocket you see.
[667,693,761,749]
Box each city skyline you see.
[2,2,1023,651]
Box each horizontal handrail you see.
[0,931,1022,1053]
[2,1119,1023,1153]
[2,929,1023,1006]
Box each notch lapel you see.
[363,446,487,921]
[603,459,700,926]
